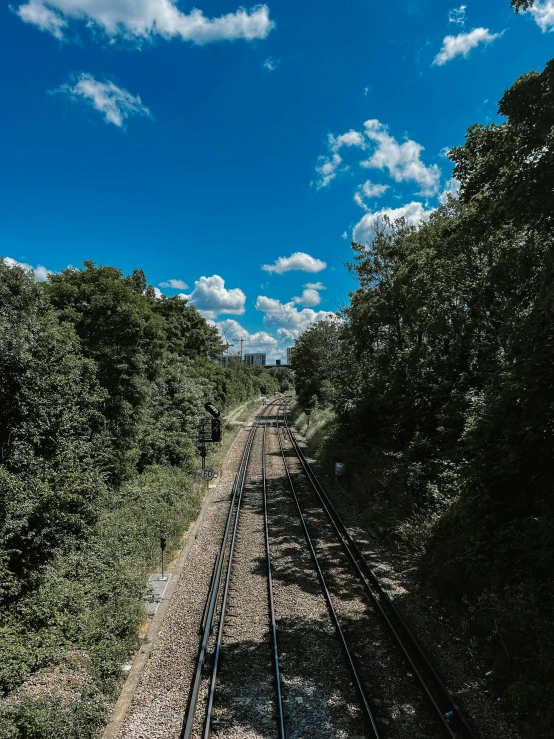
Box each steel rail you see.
[263,424,286,739]
[282,403,479,739]
[275,410,381,739]
[181,398,281,739]
[202,398,284,738]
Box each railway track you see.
[180,397,481,739]
[276,401,480,739]
[181,398,285,739]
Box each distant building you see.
[243,353,266,366]
[287,347,293,364]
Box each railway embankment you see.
[291,401,543,738]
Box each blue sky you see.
[1,0,553,360]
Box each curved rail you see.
[281,401,479,739]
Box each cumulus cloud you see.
[215,318,277,345]
[158,278,188,289]
[181,275,246,318]
[528,1,554,31]
[313,120,440,195]
[2,256,51,281]
[354,179,390,210]
[255,295,335,340]
[360,120,441,196]
[352,201,433,244]
[17,1,67,38]
[312,129,366,188]
[329,129,366,151]
[341,231,348,239]
[438,177,461,204]
[262,251,326,274]
[448,4,466,25]
[433,28,502,66]
[15,0,274,45]
[262,56,280,71]
[153,287,163,298]
[293,288,321,307]
[213,318,284,360]
[54,73,152,128]
[313,152,343,189]
[304,281,325,290]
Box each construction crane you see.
[220,322,247,365]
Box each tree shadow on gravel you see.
[211,616,370,739]
[252,442,445,739]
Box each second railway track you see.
[180,397,481,739]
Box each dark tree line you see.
[292,59,554,730]
[0,260,281,736]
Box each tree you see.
[0,259,107,598]
[45,262,166,480]
[291,318,343,408]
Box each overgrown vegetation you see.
[0,260,280,737]
[292,58,554,734]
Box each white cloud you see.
[352,201,433,244]
[15,0,274,45]
[360,120,441,195]
[262,56,280,71]
[181,275,246,319]
[433,28,502,66]
[215,318,277,345]
[313,152,343,189]
[329,129,366,151]
[528,1,554,31]
[341,231,348,239]
[354,179,390,210]
[314,119,441,195]
[55,73,152,128]
[448,4,466,26]
[262,251,326,274]
[293,288,321,307]
[17,1,67,38]
[255,295,335,340]
[304,281,325,290]
[2,256,51,281]
[153,287,163,299]
[438,177,461,204]
[312,129,366,188]
[214,318,284,360]
[158,278,188,289]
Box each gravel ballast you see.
[109,400,523,739]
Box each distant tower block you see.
[243,353,266,366]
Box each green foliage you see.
[0,690,107,739]
[290,319,343,408]
[510,0,535,11]
[292,59,554,733]
[266,367,294,394]
[0,258,270,735]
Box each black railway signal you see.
[204,403,221,419]
[211,418,221,442]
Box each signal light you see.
[160,533,167,551]
[211,418,221,442]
